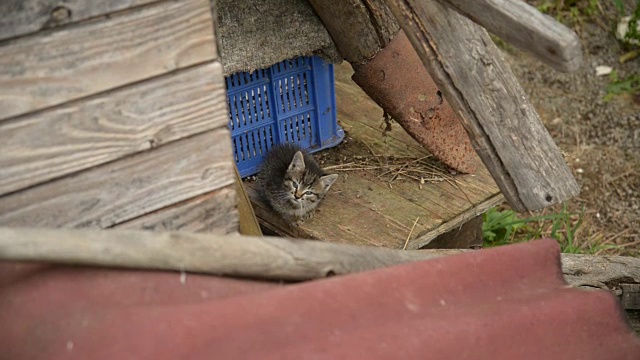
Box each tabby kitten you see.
[258,143,338,226]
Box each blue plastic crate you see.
[226,56,344,177]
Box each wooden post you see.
[440,0,582,72]
[384,0,580,211]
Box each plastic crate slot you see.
[243,133,252,159]
[262,85,272,119]
[227,56,343,177]
[236,136,244,162]
[231,94,242,129]
[232,137,239,162]
[301,72,310,106]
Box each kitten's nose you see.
[294,190,303,199]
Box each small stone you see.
[595,65,612,76]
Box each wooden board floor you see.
[245,62,503,250]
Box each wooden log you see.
[385,0,580,211]
[0,227,445,281]
[0,227,637,300]
[440,0,582,72]
[0,129,234,229]
[0,62,227,196]
[0,0,160,41]
[0,0,216,120]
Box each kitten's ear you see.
[287,151,305,173]
[319,174,339,190]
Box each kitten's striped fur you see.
[258,143,338,226]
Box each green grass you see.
[605,70,640,100]
[482,204,623,254]
[535,0,603,26]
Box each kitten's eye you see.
[292,182,298,189]
[304,191,313,196]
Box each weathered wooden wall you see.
[0,0,238,234]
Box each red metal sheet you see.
[1,239,638,359]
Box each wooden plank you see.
[117,187,238,234]
[246,179,421,248]
[0,62,227,196]
[0,0,217,120]
[0,129,234,229]
[386,0,579,212]
[441,0,581,72]
[0,0,160,41]
[1,227,638,294]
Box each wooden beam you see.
[0,0,160,41]
[0,129,234,229]
[385,0,580,211]
[0,62,227,196]
[0,0,216,120]
[441,0,582,72]
[0,227,637,303]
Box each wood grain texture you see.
[307,0,399,67]
[386,0,579,211]
[0,129,234,229]
[0,0,159,41]
[441,0,582,72]
[0,0,216,120]
[0,62,227,196]
[117,187,238,234]
[0,227,638,300]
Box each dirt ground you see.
[502,1,639,255]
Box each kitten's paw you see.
[302,211,315,221]
[292,219,305,227]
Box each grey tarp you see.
[217,0,341,76]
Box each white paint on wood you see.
[0,62,227,196]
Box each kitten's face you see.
[283,152,338,208]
